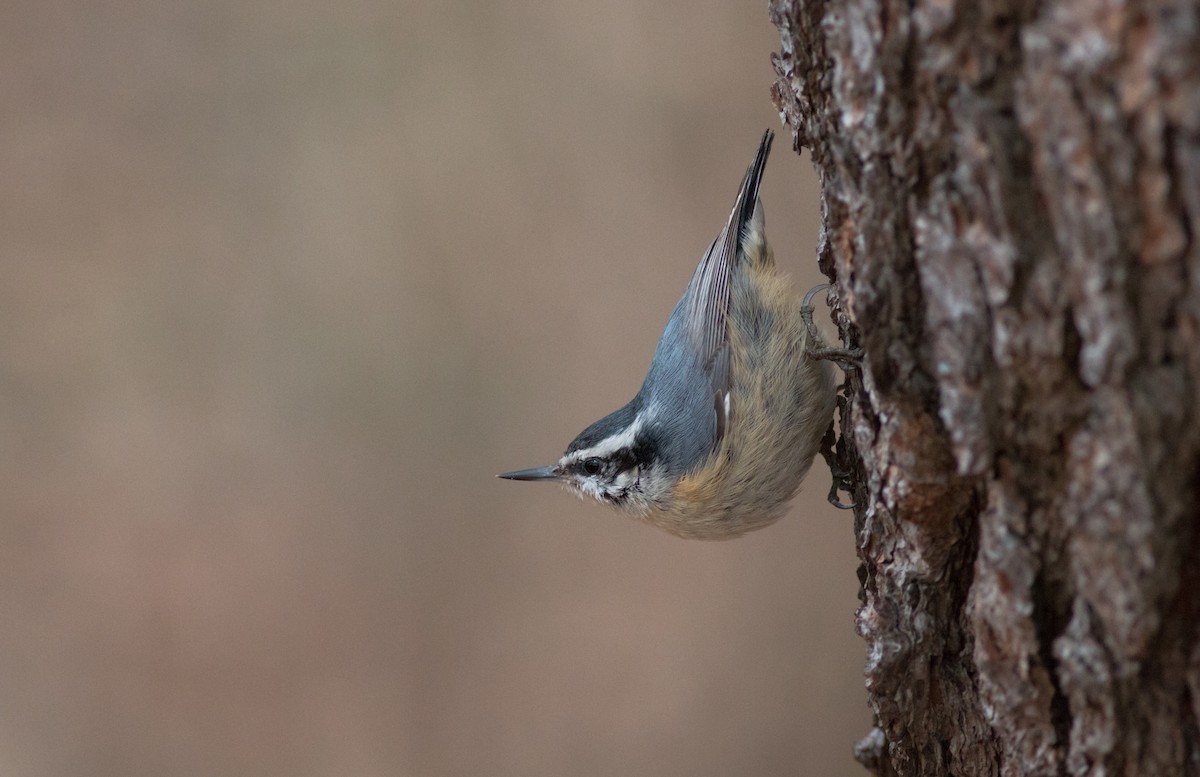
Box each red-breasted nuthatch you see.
[500,130,837,539]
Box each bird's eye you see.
[582,458,603,475]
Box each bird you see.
[499,130,837,539]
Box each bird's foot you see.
[801,284,863,367]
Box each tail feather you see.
[731,129,773,258]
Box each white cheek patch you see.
[566,468,637,506]
[573,478,606,502]
[562,466,648,509]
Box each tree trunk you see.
[769,1,1200,774]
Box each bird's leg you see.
[801,284,863,367]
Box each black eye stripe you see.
[613,447,642,473]
[575,441,651,478]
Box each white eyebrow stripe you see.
[563,415,645,464]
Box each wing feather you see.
[681,129,773,430]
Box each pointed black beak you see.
[497,465,561,481]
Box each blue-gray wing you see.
[680,129,773,443]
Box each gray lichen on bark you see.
[769,1,1200,775]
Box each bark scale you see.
[769,1,1200,774]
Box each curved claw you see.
[827,482,857,510]
[801,283,863,367]
[802,283,831,310]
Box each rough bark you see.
[769,1,1200,775]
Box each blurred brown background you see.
[0,1,868,775]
